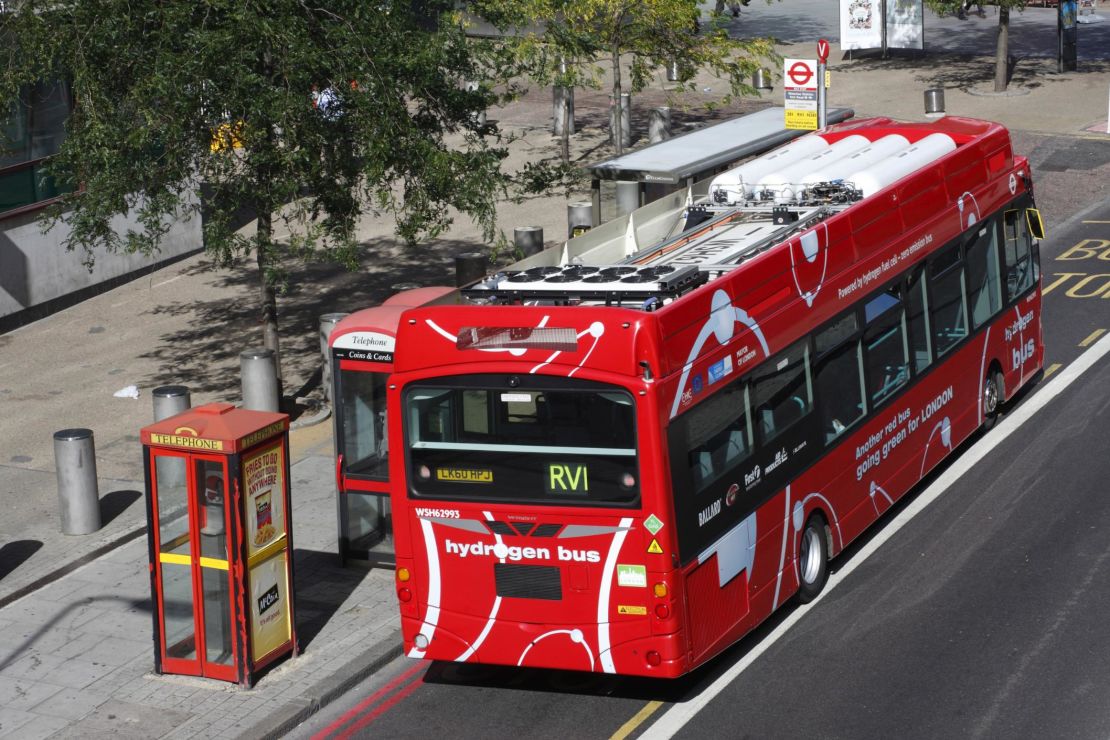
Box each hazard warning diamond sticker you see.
[644,514,664,536]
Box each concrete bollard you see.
[567,201,594,239]
[649,107,672,144]
[241,349,280,412]
[514,226,544,257]
[319,313,349,404]
[615,181,640,217]
[54,428,101,535]
[153,385,191,422]
[609,93,632,149]
[455,252,488,287]
[924,88,945,117]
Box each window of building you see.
[0,81,72,216]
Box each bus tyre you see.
[982,368,1003,431]
[796,516,830,604]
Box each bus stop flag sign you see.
[784,58,819,130]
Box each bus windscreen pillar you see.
[141,402,298,687]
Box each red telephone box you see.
[141,403,298,686]
[330,286,456,566]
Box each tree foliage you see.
[924,0,1029,92]
[474,0,776,155]
[1,0,521,380]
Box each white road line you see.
[642,333,1110,740]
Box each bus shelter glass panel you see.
[195,459,233,666]
[155,455,194,660]
[340,370,390,479]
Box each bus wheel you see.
[982,368,1003,430]
[796,516,829,603]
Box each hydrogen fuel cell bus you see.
[387,116,1046,678]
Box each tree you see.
[1,1,518,388]
[926,0,1028,92]
[476,0,775,157]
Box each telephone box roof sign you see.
[585,106,855,184]
[140,403,287,454]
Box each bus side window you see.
[928,243,968,357]
[814,312,866,443]
[966,220,1003,329]
[905,266,932,373]
[751,339,813,445]
[862,287,910,406]
[1003,209,1035,300]
[676,379,751,494]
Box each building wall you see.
[0,197,203,331]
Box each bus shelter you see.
[584,106,855,225]
[330,286,457,566]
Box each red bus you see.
[386,116,1046,678]
[330,286,456,565]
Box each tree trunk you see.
[255,208,283,391]
[560,92,570,163]
[994,6,1010,93]
[611,43,624,156]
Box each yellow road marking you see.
[1079,329,1106,347]
[1081,220,1110,224]
[1044,363,1062,379]
[611,701,663,740]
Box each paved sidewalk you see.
[1,5,1108,739]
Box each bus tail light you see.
[646,651,662,667]
[654,603,670,620]
[398,587,412,602]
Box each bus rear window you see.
[403,377,638,506]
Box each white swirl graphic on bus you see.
[669,289,770,419]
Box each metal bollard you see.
[753,68,772,91]
[465,81,487,127]
[152,385,191,422]
[455,252,488,287]
[567,202,594,239]
[608,93,632,149]
[615,181,640,217]
[666,59,680,82]
[552,86,576,136]
[319,313,349,404]
[649,107,672,144]
[241,349,280,412]
[54,428,101,535]
[514,226,544,257]
[924,88,945,117]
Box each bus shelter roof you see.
[585,106,855,184]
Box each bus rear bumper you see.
[401,614,689,678]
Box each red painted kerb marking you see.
[787,62,813,87]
